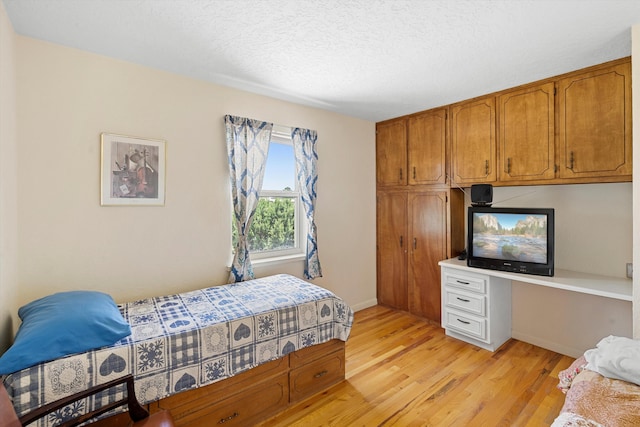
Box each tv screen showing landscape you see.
[471,212,548,264]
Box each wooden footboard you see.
[148,339,345,426]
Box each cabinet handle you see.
[456,318,471,325]
[413,238,417,249]
[455,280,470,285]
[400,236,403,247]
[456,297,470,303]
[314,370,329,378]
[399,168,403,181]
[485,160,489,175]
[507,157,511,174]
[413,166,416,180]
[218,412,240,424]
[569,151,574,170]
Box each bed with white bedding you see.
[1,274,354,426]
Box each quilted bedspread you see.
[3,274,354,426]
[553,355,640,427]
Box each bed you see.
[1,274,354,426]
[553,336,640,427]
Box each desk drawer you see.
[444,288,485,316]
[444,272,486,294]
[444,310,486,341]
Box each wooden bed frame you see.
[93,339,345,426]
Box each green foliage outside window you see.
[232,197,296,252]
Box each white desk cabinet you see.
[441,266,511,351]
[439,258,632,353]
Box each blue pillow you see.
[0,291,131,375]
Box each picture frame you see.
[100,133,166,206]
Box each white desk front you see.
[439,258,632,352]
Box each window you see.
[232,126,305,260]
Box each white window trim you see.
[249,189,306,261]
[252,252,306,267]
[230,124,307,266]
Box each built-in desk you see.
[439,258,633,352]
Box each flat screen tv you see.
[467,206,555,277]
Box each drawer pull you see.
[314,370,329,378]
[456,297,470,303]
[218,412,239,424]
[456,280,470,285]
[456,318,471,325]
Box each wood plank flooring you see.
[259,305,574,427]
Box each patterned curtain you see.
[225,115,273,282]
[292,128,322,279]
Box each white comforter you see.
[584,335,640,386]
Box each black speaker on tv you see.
[471,184,493,207]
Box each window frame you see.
[231,125,306,264]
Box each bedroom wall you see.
[13,36,377,327]
[462,184,633,357]
[0,2,19,353]
[633,23,640,340]
[488,184,632,279]
[488,184,633,357]
[6,23,639,358]
[508,27,640,355]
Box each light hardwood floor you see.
[260,305,575,427]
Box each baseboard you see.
[511,331,583,358]
[351,299,378,312]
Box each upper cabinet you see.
[408,109,447,185]
[450,57,631,187]
[378,57,631,189]
[450,97,496,185]
[376,108,448,188]
[557,61,632,181]
[376,119,407,186]
[498,82,555,183]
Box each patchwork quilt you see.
[3,274,354,426]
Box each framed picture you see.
[100,133,166,206]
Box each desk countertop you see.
[439,258,632,301]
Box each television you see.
[467,206,555,277]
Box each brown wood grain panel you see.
[408,191,447,321]
[451,97,497,184]
[499,82,555,182]
[557,61,631,179]
[376,191,409,310]
[376,119,407,186]
[408,109,447,185]
[290,350,345,403]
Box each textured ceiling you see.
[3,0,640,122]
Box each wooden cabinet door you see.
[451,97,497,185]
[408,109,447,185]
[376,119,407,186]
[376,192,408,310]
[557,61,631,180]
[408,191,447,322]
[499,83,555,182]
